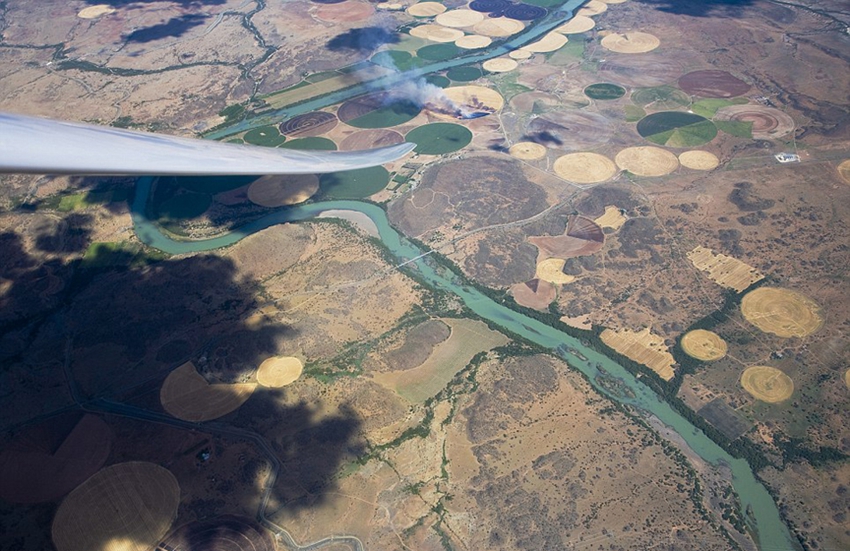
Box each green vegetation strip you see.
[584,83,626,100]
[406,123,473,155]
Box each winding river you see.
[131,177,797,550]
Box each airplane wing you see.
[0,112,415,175]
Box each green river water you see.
[131,177,797,550]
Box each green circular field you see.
[584,83,626,100]
[631,86,691,110]
[426,75,451,88]
[371,50,418,71]
[342,98,421,129]
[243,125,286,147]
[156,192,211,220]
[447,66,483,82]
[417,43,460,61]
[279,137,337,150]
[319,166,390,199]
[636,111,718,147]
[406,123,473,155]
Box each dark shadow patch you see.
[125,14,208,44]
[521,130,563,146]
[326,26,400,53]
[635,0,755,17]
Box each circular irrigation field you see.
[679,150,720,170]
[159,515,275,551]
[680,329,727,361]
[631,86,690,110]
[741,366,794,403]
[406,123,473,155]
[741,287,823,338]
[279,111,338,137]
[0,414,112,504]
[417,42,461,61]
[615,146,679,177]
[553,152,617,183]
[319,166,390,198]
[714,105,795,140]
[526,111,613,150]
[679,70,751,98]
[600,32,659,53]
[447,65,483,82]
[338,92,421,128]
[243,125,286,147]
[636,111,717,147]
[585,83,626,100]
[509,141,547,160]
[257,356,304,388]
[279,137,337,150]
[52,462,180,551]
[339,129,404,151]
[469,0,511,13]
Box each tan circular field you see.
[741,366,794,403]
[578,0,608,15]
[714,105,795,140]
[52,462,179,551]
[316,1,374,22]
[78,5,115,18]
[248,174,319,207]
[536,258,576,284]
[436,9,484,28]
[160,362,257,422]
[443,85,505,112]
[472,17,525,38]
[681,329,728,361]
[601,32,660,53]
[845,369,850,390]
[409,24,465,42]
[407,2,446,17]
[556,15,595,34]
[524,31,568,53]
[483,57,518,73]
[554,152,617,183]
[509,48,532,60]
[679,150,720,170]
[615,146,679,176]
[838,160,850,184]
[257,356,303,388]
[510,141,547,160]
[456,34,492,49]
[741,287,823,338]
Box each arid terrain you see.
[1,0,849,550]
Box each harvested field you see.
[159,515,274,551]
[555,15,595,34]
[578,0,608,14]
[601,327,675,380]
[678,70,751,98]
[511,278,557,309]
[615,146,679,176]
[256,356,303,388]
[600,32,660,53]
[247,174,319,207]
[524,31,568,53]
[338,92,420,128]
[680,329,727,361]
[372,318,507,402]
[407,2,446,17]
[509,141,547,160]
[279,111,338,137]
[409,24,465,43]
[436,9,484,28]
[714,105,795,140]
[52,462,179,551]
[687,246,764,292]
[509,48,532,59]
[536,258,576,284]
[443,84,505,112]
[741,366,794,403]
[594,205,627,229]
[339,129,403,151]
[679,150,719,170]
[741,287,823,338]
[529,216,605,259]
[552,153,617,184]
[527,111,613,150]
[315,1,374,22]
[483,57,518,72]
[838,159,850,184]
[456,34,492,49]
[78,5,114,18]
[160,362,257,422]
[472,16,525,38]
[0,414,112,503]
